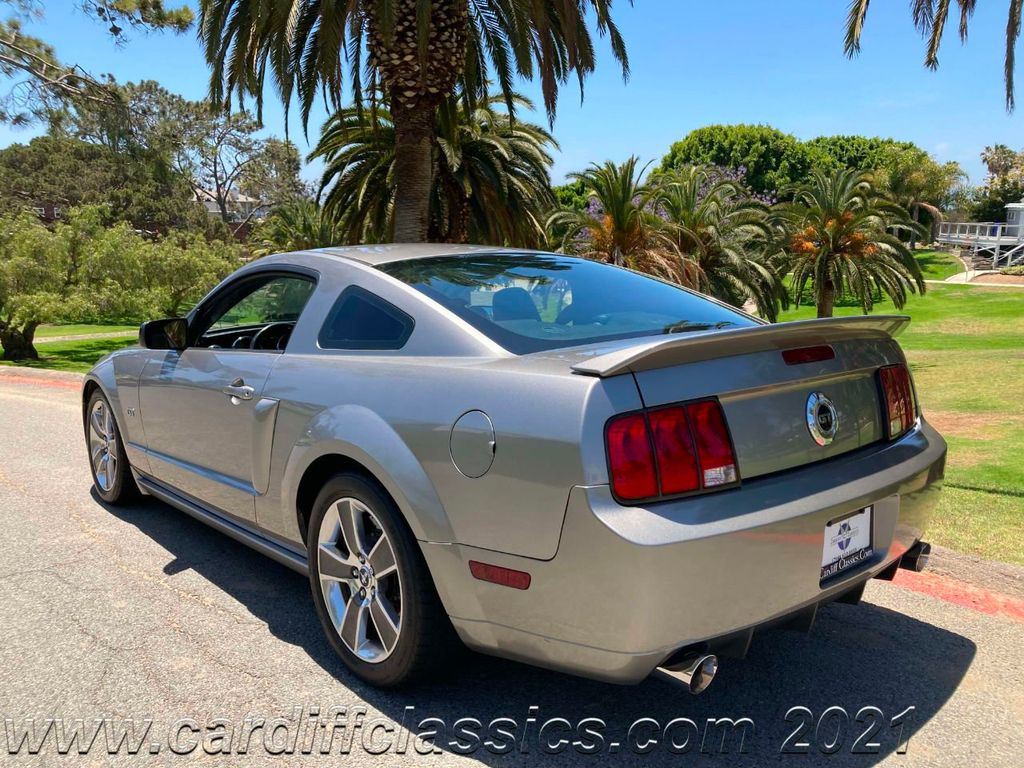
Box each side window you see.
[195,273,316,351]
[209,276,315,330]
[319,286,414,350]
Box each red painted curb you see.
[0,375,82,391]
[892,568,1024,622]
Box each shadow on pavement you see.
[102,492,976,766]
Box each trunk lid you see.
[572,316,911,479]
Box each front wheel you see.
[85,390,139,505]
[306,472,458,687]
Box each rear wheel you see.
[85,390,139,505]
[307,472,458,687]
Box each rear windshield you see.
[378,253,756,354]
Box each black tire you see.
[306,472,459,687]
[85,389,139,505]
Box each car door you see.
[137,269,316,522]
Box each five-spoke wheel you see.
[317,497,403,662]
[307,472,459,686]
[88,398,118,492]
[84,389,138,504]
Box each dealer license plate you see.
[821,506,873,581]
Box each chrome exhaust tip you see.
[672,653,719,695]
[900,541,932,572]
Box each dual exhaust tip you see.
[663,653,719,695]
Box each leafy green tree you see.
[0,207,146,358]
[805,135,918,175]
[660,124,828,195]
[547,157,678,279]
[0,210,64,358]
[311,92,557,247]
[47,78,181,154]
[199,0,629,243]
[250,200,343,258]
[51,79,306,233]
[0,135,210,232]
[140,233,240,316]
[972,177,1024,221]
[0,205,240,359]
[656,165,786,320]
[553,179,589,212]
[778,169,925,318]
[1,1,191,125]
[843,0,1022,111]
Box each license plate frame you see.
[820,506,874,582]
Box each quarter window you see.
[319,286,414,350]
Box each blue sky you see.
[1,1,1019,186]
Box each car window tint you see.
[319,286,414,350]
[379,253,756,354]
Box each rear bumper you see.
[422,419,946,684]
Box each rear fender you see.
[280,404,454,544]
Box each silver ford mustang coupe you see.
[83,245,945,692]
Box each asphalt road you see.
[1,373,1021,767]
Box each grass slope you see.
[0,337,136,373]
[35,323,137,339]
[914,249,963,281]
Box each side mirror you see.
[139,318,188,350]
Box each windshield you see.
[378,253,757,354]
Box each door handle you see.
[222,378,255,402]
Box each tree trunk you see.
[364,0,468,242]
[817,280,836,319]
[0,324,40,361]
[390,98,436,243]
[909,204,920,250]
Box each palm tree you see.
[875,149,965,248]
[778,169,926,318]
[844,0,1022,111]
[656,166,787,321]
[433,93,557,246]
[250,199,343,257]
[547,157,678,280]
[199,0,629,242]
[311,92,557,247]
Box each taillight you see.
[605,413,658,501]
[878,364,917,440]
[606,399,739,503]
[687,400,739,487]
[648,407,699,494]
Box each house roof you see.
[192,188,260,204]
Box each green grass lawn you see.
[914,248,963,281]
[0,337,137,373]
[35,323,137,339]
[779,283,1024,564]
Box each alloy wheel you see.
[316,497,403,663]
[88,399,117,492]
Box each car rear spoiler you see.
[570,315,911,377]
